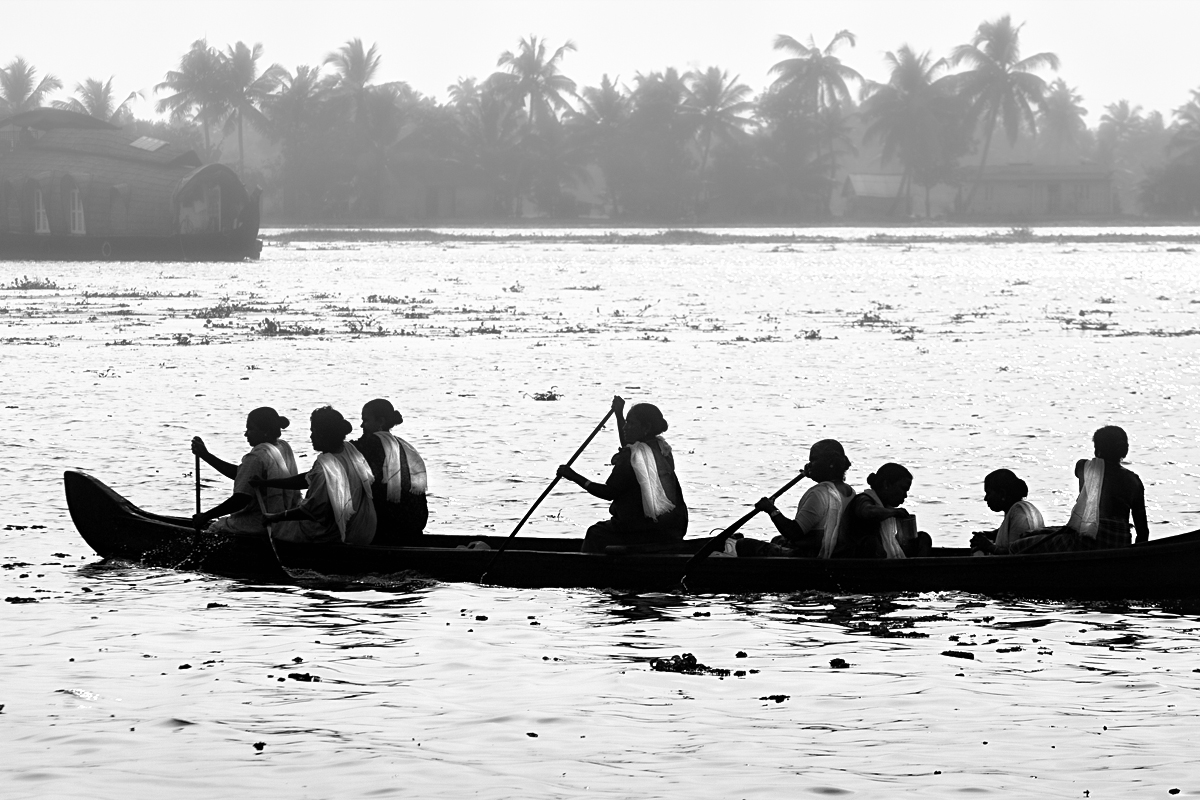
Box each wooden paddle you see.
[677,470,808,586]
[480,406,617,581]
[193,453,202,535]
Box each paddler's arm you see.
[612,395,627,447]
[557,465,616,500]
[855,500,910,523]
[1132,477,1150,544]
[191,437,238,480]
[754,497,806,542]
[193,493,252,527]
[263,506,315,524]
[253,473,310,490]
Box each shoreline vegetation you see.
[262,223,1200,246]
[8,13,1200,226]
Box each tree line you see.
[3,15,1200,221]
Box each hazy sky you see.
[5,0,1197,123]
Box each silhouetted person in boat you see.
[190,407,300,534]
[970,469,1046,555]
[557,396,688,554]
[261,406,377,545]
[1014,426,1149,553]
[736,439,855,558]
[355,398,428,545]
[845,463,933,558]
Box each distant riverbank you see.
[261,221,1200,246]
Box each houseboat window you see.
[34,188,49,234]
[69,188,86,235]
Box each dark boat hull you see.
[1,231,261,261]
[272,529,1200,599]
[65,469,1200,598]
[64,471,285,581]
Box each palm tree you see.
[156,40,225,157]
[52,77,141,124]
[265,65,326,143]
[324,38,382,127]
[684,67,754,210]
[494,35,577,133]
[447,77,480,117]
[1169,89,1200,165]
[570,74,630,215]
[1099,99,1143,145]
[861,46,957,216]
[949,15,1059,212]
[452,75,526,215]
[1037,78,1088,162]
[624,68,695,218]
[769,31,863,215]
[219,41,285,179]
[769,30,861,113]
[0,57,63,116]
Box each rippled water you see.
[3,230,1200,797]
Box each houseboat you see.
[0,108,261,261]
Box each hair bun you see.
[340,419,353,436]
[391,410,404,426]
[278,415,290,430]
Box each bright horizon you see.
[4,0,1198,125]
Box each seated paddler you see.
[261,406,377,545]
[190,406,301,534]
[969,469,1046,555]
[556,396,688,554]
[1013,425,1149,553]
[845,463,933,558]
[355,398,429,545]
[736,439,855,558]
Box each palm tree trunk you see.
[695,131,713,217]
[826,134,837,218]
[963,103,1000,215]
[889,167,910,217]
[237,111,245,180]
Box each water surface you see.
[2,230,1199,797]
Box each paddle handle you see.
[713,470,807,543]
[481,406,616,580]
[508,406,616,540]
[679,470,808,579]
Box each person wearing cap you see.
[738,439,855,558]
[354,398,428,545]
[191,406,301,534]
[557,395,689,553]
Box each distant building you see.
[0,108,260,260]
[842,174,910,219]
[961,164,1114,218]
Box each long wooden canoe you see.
[271,529,1200,598]
[64,470,286,581]
[66,470,1200,598]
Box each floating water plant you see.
[256,318,324,337]
[2,276,62,290]
[190,299,260,319]
[528,387,561,401]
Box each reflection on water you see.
[3,234,1200,796]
